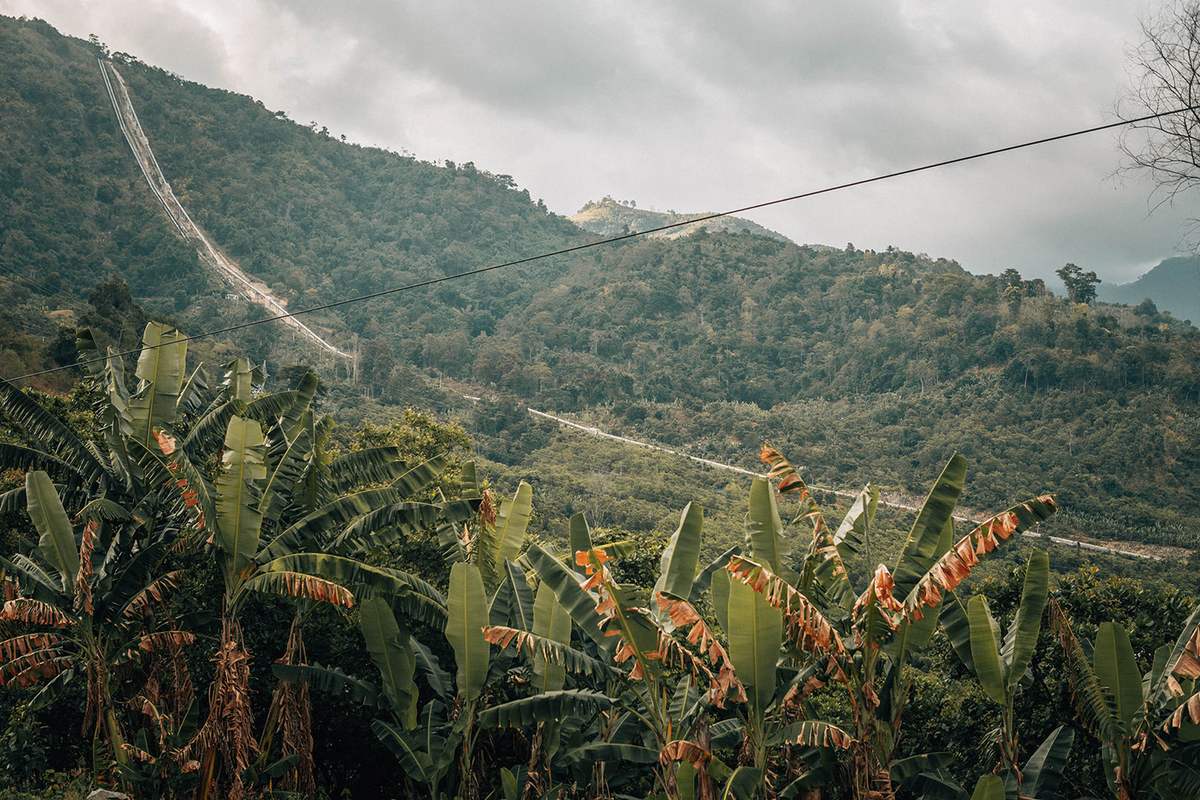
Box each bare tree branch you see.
[1119,0,1200,241]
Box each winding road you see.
[518,404,1163,561]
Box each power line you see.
[6,104,1198,383]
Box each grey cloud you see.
[2,0,1198,282]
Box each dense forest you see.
[3,16,1198,555]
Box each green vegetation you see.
[3,13,1200,798]
[0,322,1195,799]
[2,15,1199,554]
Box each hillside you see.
[2,15,1199,555]
[1099,255,1200,326]
[0,16,580,379]
[570,196,792,242]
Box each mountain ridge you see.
[1100,255,1200,326]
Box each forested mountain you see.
[2,14,1199,554]
[1099,255,1200,326]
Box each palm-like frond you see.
[0,445,78,483]
[477,689,613,729]
[482,626,614,680]
[119,571,184,619]
[272,662,385,709]
[1048,599,1120,740]
[252,554,446,626]
[0,599,73,627]
[258,488,437,561]
[181,399,236,457]
[327,448,421,494]
[73,498,131,523]
[1,555,63,601]
[177,362,212,417]
[0,378,106,486]
[260,424,313,521]
[330,499,480,558]
[241,571,355,608]
[899,495,1058,621]
[784,721,856,750]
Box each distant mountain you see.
[1100,256,1200,325]
[570,196,794,243]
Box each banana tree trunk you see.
[193,619,257,800]
[259,615,315,796]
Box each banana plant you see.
[252,419,474,794]
[0,322,303,521]
[0,471,193,780]
[893,725,1075,800]
[275,592,461,798]
[725,447,1058,799]
[155,406,472,800]
[1049,599,1200,799]
[940,550,1051,783]
[520,506,753,800]
[282,481,614,799]
[0,322,190,506]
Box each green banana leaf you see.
[939,592,975,673]
[833,483,878,559]
[525,543,612,652]
[223,357,255,404]
[0,377,106,485]
[24,471,78,591]
[1022,724,1075,798]
[360,596,418,728]
[654,502,704,599]
[1002,550,1050,689]
[967,595,1007,704]
[561,742,658,764]
[746,477,786,573]
[272,662,385,709]
[477,689,613,729]
[712,567,732,635]
[446,561,489,702]
[128,322,187,447]
[259,421,312,520]
[1094,622,1144,731]
[727,578,782,713]
[490,560,535,630]
[533,581,572,693]
[969,774,1004,800]
[214,416,267,585]
[495,481,533,570]
[689,546,739,604]
[412,639,452,700]
[892,454,967,599]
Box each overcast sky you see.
[4,0,1199,282]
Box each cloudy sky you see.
[4,0,1199,282]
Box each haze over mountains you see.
[1099,255,1200,327]
[1,15,1199,556]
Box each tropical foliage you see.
[0,322,1199,798]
